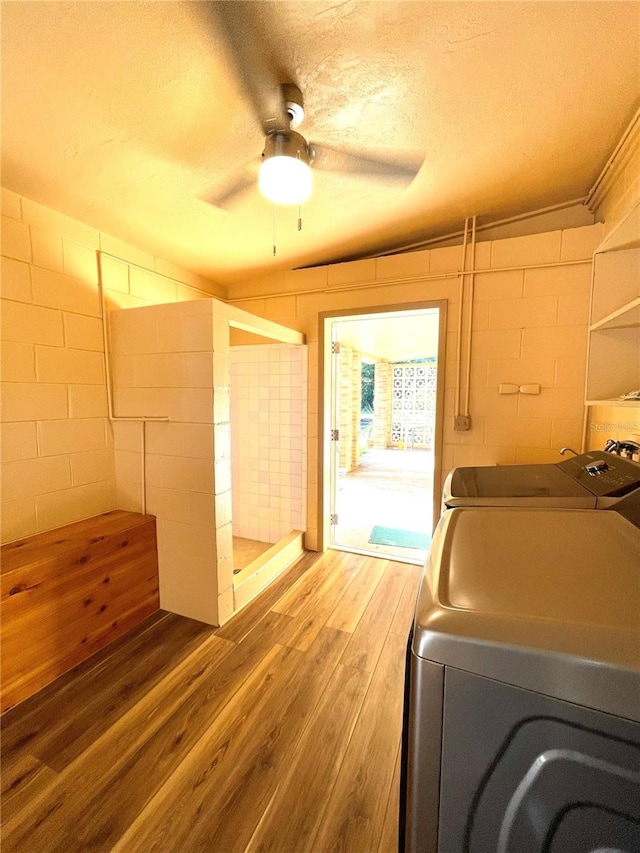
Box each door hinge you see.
[331,429,339,441]
[330,513,339,525]
[331,341,341,354]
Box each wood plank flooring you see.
[1,549,422,853]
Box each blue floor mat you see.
[368,526,430,550]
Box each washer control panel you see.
[557,451,640,497]
[585,459,609,475]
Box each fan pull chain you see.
[297,150,303,232]
[272,203,277,256]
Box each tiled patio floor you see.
[333,447,434,564]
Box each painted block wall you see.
[3,172,635,562]
[109,300,233,625]
[226,223,605,549]
[0,187,224,544]
[230,344,307,543]
[109,299,303,625]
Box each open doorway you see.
[321,303,446,565]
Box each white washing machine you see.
[401,489,640,853]
[442,450,640,510]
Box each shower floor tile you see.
[233,537,271,572]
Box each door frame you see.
[318,299,448,553]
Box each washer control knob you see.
[585,459,609,475]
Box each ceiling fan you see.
[205,2,423,209]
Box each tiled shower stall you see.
[109,297,306,627]
[230,343,307,546]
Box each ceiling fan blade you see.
[212,2,289,136]
[310,142,423,184]
[202,164,258,210]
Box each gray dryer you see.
[401,490,640,852]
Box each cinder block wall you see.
[0,188,223,544]
[227,224,604,548]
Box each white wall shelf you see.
[586,398,640,408]
[590,298,640,332]
[585,205,640,407]
[590,247,639,325]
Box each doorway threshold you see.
[329,543,426,567]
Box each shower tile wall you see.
[230,344,307,544]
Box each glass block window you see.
[390,363,437,448]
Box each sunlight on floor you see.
[334,448,434,563]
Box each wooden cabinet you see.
[585,204,640,407]
[1,510,159,713]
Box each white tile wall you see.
[230,344,308,544]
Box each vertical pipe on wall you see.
[455,218,470,417]
[140,422,147,515]
[96,251,168,516]
[463,215,477,417]
[581,242,602,452]
[97,251,116,420]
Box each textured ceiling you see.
[2,2,639,285]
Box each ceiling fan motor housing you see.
[281,83,305,128]
[262,130,312,165]
[259,130,313,205]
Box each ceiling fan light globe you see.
[259,156,312,205]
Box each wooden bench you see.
[1,510,159,713]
